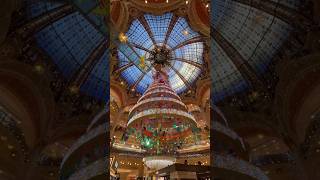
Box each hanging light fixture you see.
[143,156,176,170]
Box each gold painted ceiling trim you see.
[128,0,186,15]
[187,0,210,36]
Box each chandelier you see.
[143,156,176,170]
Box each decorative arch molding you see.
[0,60,55,148]
[128,0,185,15]
[232,117,280,140]
[110,79,139,107]
[187,0,210,36]
[181,78,210,105]
[0,0,21,44]
[87,107,109,131]
[292,82,320,143]
[275,53,320,144]
[116,0,209,37]
[196,78,210,108]
[311,0,320,24]
[111,1,130,32]
[110,81,126,108]
[48,124,88,144]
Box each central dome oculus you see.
[149,47,172,66]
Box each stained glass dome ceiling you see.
[117,13,204,94]
[24,0,304,103]
[211,0,302,103]
[25,0,109,102]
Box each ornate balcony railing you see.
[87,104,109,131]
[61,123,106,168]
[112,143,146,153]
[177,143,210,153]
[68,157,107,180]
[214,154,269,180]
[0,105,29,162]
[252,153,294,166]
[212,105,229,126]
[111,149,210,159]
[213,121,245,149]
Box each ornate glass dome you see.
[25,0,109,102]
[212,0,302,102]
[117,13,204,94]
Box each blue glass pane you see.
[167,18,199,49]
[121,66,143,86]
[211,0,300,102]
[126,20,153,49]
[35,12,103,78]
[136,71,153,93]
[145,13,172,44]
[71,0,108,34]
[78,49,109,101]
[27,0,64,19]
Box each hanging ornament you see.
[139,56,146,69]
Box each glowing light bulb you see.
[182,30,189,36]
[69,85,79,94]
[119,32,128,43]
[34,64,44,73]
[166,0,169,3]
[206,4,209,8]
[185,0,189,4]
[145,0,148,3]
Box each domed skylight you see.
[212,0,302,102]
[26,0,109,102]
[117,13,204,94]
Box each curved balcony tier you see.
[67,158,107,180]
[213,154,269,180]
[87,106,109,132]
[60,123,107,177]
[212,105,229,126]
[213,121,248,159]
[111,144,209,157]
[252,153,293,167]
